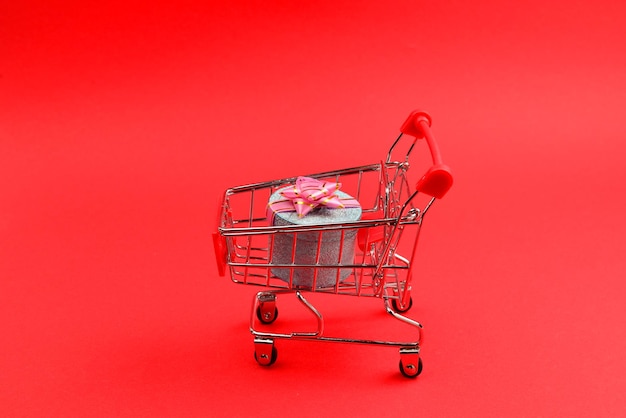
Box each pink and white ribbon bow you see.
[267,176,359,221]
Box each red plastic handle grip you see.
[400,111,453,199]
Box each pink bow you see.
[280,176,345,217]
[268,176,351,219]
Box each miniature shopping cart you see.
[213,110,452,378]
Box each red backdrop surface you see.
[2,1,626,416]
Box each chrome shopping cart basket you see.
[213,110,453,378]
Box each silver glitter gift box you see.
[268,187,362,288]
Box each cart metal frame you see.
[213,110,452,377]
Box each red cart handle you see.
[400,110,453,199]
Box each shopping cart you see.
[213,110,452,378]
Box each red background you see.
[2,1,626,416]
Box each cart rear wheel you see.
[392,297,413,313]
[256,306,279,324]
[254,346,278,367]
[399,357,423,378]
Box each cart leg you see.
[254,338,277,366]
[399,347,423,378]
[256,291,278,324]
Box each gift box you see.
[267,177,362,288]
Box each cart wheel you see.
[254,346,278,367]
[256,306,279,324]
[392,297,413,313]
[399,357,423,378]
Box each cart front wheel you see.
[254,346,278,367]
[256,305,279,324]
[399,357,423,378]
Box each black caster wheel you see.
[392,297,413,313]
[399,357,423,378]
[254,346,278,367]
[256,306,279,324]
